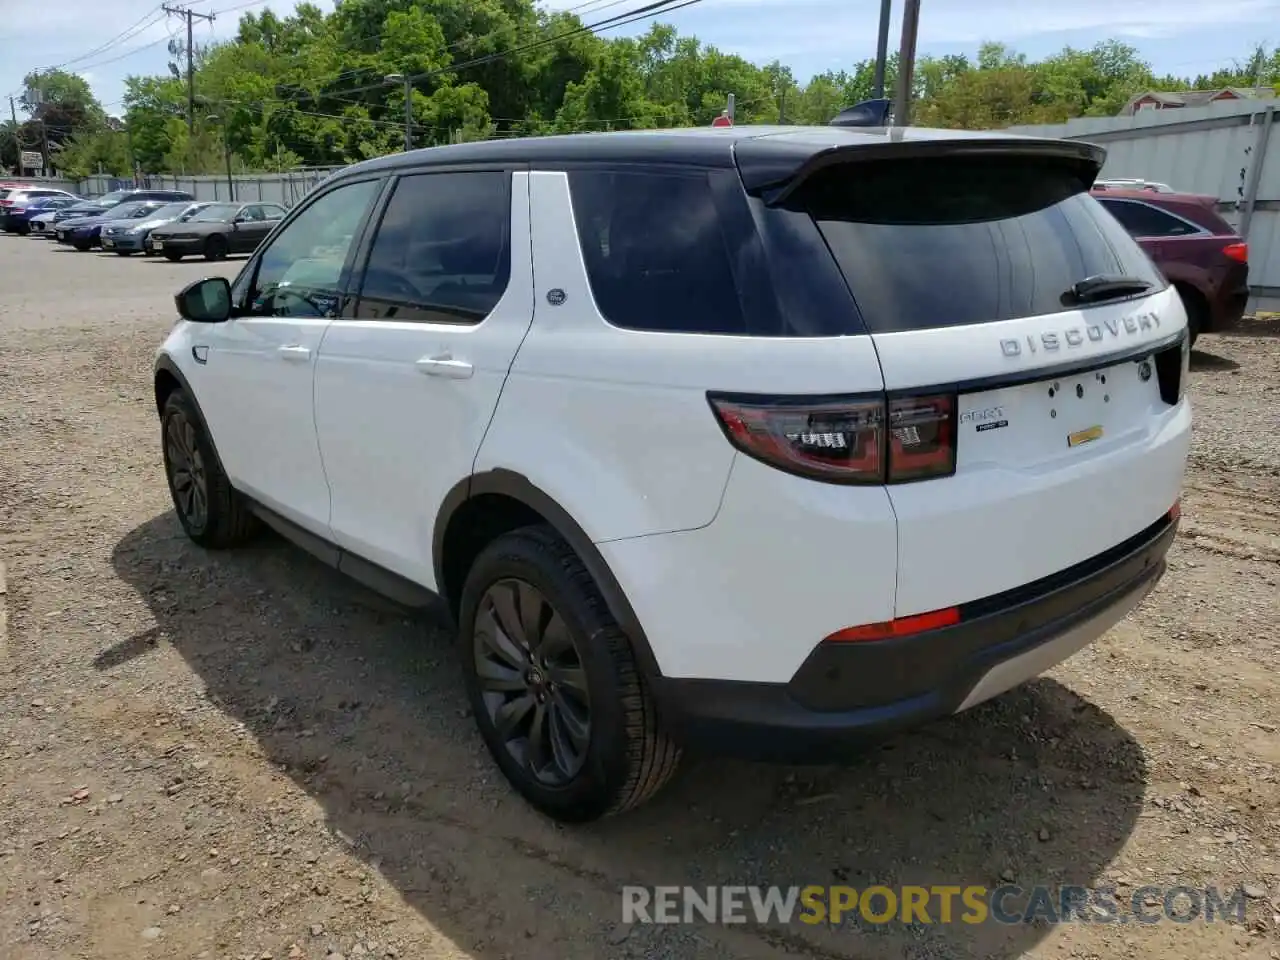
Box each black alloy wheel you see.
[163,407,209,533]
[473,577,591,786]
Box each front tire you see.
[73,240,91,251]
[160,389,260,549]
[114,250,134,257]
[164,251,184,262]
[459,524,680,822]
[204,234,229,261]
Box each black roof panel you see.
[329,124,1095,190]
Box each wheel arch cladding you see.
[433,468,664,680]
[153,355,229,478]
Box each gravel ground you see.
[1,233,1278,960]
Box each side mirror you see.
[175,277,232,323]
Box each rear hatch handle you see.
[1061,274,1153,306]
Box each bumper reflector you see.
[826,606,961,643]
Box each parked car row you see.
[4,186,290,261]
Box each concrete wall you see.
[1008,98,1280,314]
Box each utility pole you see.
[893,0,921,126]
[872,0,892,99]
[7,95,16,126]
[384,73,413,151]
[39,118,50,176]
[163,4,216,137]
[403,76,412,152]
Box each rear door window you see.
[356,171,511,324]
[790,157,1166,334]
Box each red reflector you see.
[1222,242,1248,263]
[826,606,961,643]
[1169,499,1181,521]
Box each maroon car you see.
[1091,188,1249,344]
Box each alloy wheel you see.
[473,578,591,786]
[165,412,208,530]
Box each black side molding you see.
[433,469,665,681]
[246,501,443,611]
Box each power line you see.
[269,0,648,99]
[287,0,708,104]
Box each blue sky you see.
[2,0,1277,115]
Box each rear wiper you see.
[1062,274,1153,306]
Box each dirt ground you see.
[1,233,1278,960]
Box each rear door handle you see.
[278,344,311,361]
[415,355,474,380]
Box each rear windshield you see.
[789,156,1166,334]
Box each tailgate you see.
[786,148,1191,614]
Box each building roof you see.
[1122,86,1277,114]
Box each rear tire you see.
[73,240,91,251]
[160,389,260,549]
[114,250,133,257]
[203,234,228,261]
[458,524,681,822]
[16,222,29,236]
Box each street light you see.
[204,114,235,202]
[385,72,413,152]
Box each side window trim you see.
[348,164,518,325]
[231,174,392,316]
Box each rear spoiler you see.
[736,135,1108,207]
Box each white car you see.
[153,126,1191,822]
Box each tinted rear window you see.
[568,169,748,335]
[789,156,1165,334]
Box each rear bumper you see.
[651,513,1175,763]
[1210,262,1250,331]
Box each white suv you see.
[154,126,1191,822]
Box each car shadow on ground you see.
[1217,315,1280,338]
[106,512,1145,960]
[1190,348,1241,371]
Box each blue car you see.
[1,192,81,234]
[54,200,169,250]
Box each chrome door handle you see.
[277,344,311,361]
[415,355,474,380]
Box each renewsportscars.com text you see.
[621,884,1250,926]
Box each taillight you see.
[1168,499,1181,522]
[707,391,957,484]
[887,394,956,482]
[1222,242,1248,263]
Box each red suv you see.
[1091,187,1249,344]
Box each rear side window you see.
[790,157,1166,334]
[357,171,511,324]
[1096,197,1200,238]
[569,170,747,335]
